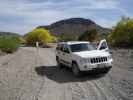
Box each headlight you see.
[80,58,88,64]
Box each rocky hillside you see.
[0,32,20,37]
[37,18,111,40]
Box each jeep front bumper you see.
[79,59,113,71]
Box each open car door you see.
[97,39,109,51]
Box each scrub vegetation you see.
[78,29,99,42]
[25,28,56,46]
[108,17,133,47]
[0,36,20,53]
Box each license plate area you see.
[97,64,105,68]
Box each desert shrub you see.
[108,17,133,47]
[57,32,77,41]
[25,28,56,46]
[78,29,99,42]
[0,37,20,53]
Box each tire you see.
[103,66,112,73]
[72,63,81,77]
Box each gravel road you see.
[0,47,133,100]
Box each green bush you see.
[25,28,56,46]
[78,29,99,42]
[0,37,20,53]
[108,17,133,47]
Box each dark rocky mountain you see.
[37,18,111,40]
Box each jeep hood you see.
[73,50,109,58]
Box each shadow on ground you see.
[35,65,107,83]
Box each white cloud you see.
[0,0,127,34]
[72,0,119,9]
[96,18,117,28]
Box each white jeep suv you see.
[56,40,113,76]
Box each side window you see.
[63,45,70,53]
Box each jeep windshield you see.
[70,43,96,52]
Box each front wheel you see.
[72,63,81,77]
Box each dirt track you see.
[0,47,133,100]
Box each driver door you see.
[97,39,109,51]
[62,45,71,67]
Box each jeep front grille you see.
[90,57,107,64]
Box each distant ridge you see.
[0,32,20,37]
[37,18,111,40]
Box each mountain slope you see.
[0,32,20,37]
[37,18,111,40]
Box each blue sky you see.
[0,0,133,34]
